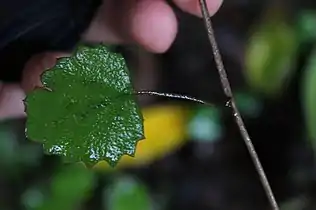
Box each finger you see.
[82,1,126,44]
[173,0,223,17]
[83,0,177,53]
[129,0,178,53]
[0,53,69,120]
[21,52,70,93]
[0,83,26,120]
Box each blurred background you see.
[2,0,316,209]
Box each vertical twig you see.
[198,1,279,209]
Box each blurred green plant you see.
[280,197,307,210]
[22,164,95,210]
[302,47,316,148]
[245,5,298,97]
[235,92,263,118]
[188,106,222,142]
[299,11,316,147]
[297,11,316,42]
[187,91,262,143]
[105,176,152,210]
[0,120,42,171]
[0,121,17,165]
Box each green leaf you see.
[297,11,316,42]
[25,44,144,166]
[23,165,95,210]
[245,10,298,96]
[302,48,316,144]
[49,165,95,206]
[106,176,152,210]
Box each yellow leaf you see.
[94,104,189,171]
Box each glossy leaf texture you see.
[94,105,188,170]
[302,48,316,146]
[25,44,144,166]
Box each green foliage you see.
[302,48,316,144]
[297,11,316,42]
[23,165,95,210]
[245,9,298,96]
[25,44,144,166]
[0,122,16,164]
[0,120,42,170]
[187,92,262,143]
[106,176,152,210]
[280,197,307,210]
[50,165,94,206]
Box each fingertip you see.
[173,0,223,17]
[130,0,178,53]
[21,52,69,93]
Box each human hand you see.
[84,0,223,53]
[0,0,223,120]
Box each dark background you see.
[1,0,316,209]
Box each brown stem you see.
[198,1,279,209]
[136,90,212,106]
